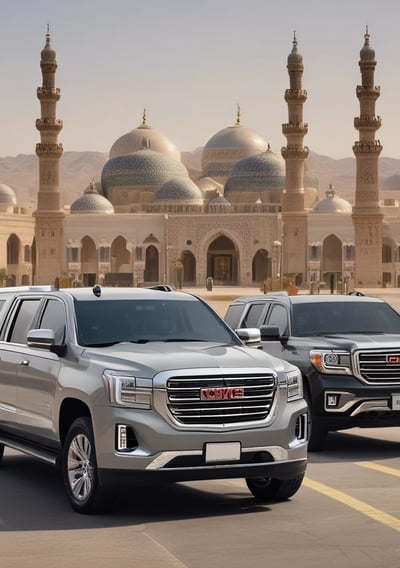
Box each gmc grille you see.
[166,372,276,425]
[356,350,400,385]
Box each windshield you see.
[291,301,400,337]
[74,298,237,347]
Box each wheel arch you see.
[59,398,91,444]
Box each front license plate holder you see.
[391,393,400,410]
[205,442,241,463]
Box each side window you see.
[266,304,288,335]
[9,299,41,344]
[243,303,266,328]
[39,299,66,344]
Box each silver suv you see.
[0,285,307,513]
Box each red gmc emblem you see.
[200,387,244,400]
[387,356,400,364]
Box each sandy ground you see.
[181,285,400,317]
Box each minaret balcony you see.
[35,142,64,157]
[282,122,308,135]
[281,145,309,159]
[284,89,307,102]
[356,85,380,99]
[37,87,61,101]
[353,116,381,129]
[35,118,63,132]
[352,141,382,155]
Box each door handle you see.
[20,360,30,366]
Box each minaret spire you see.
[352,29,383,287]
[280,32,309,283]
[33,29,64,285]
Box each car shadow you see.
[308,429,400,463]
[0,452,272,531]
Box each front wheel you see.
[246,474,304,501]
[62,416,111,514]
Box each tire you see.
[246,474,304,501]
[62,416,111,514]
[307,416,328,452]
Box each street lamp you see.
[272,240,282,290]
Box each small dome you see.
[225,148,285,192]
[101,149,189,196]
[312,186,352,214]
[360,29,375,61]
[154,177,203,202]
[287,33,303,65]
[0,183,17,204]
[70,180,114,214]
[109,111,180,161]
[41,31,56,61]
[208,193,231,207]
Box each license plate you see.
[205,442,241,463]
[391,394,400,410]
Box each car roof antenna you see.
[92,285,101,298]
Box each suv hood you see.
[83,341,294,376]
[296,333,400,351]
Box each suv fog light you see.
[325,393,340,408]
[116,424,138,452]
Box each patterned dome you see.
[0,183,17,204]
[109,111,180,161]
[101,149,189,196]
[202,111,268,179]
[224,149,285,192]
[304,169,319,190]
[70,180,114,214]
[154,177,203,202]
[312,187,352,214]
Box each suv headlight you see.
[103,369,152,409]
[286,369,303,401]
[310,350,352,375]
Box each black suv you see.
[225,292,400,450]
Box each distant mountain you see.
[1,149,400,208]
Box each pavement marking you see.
[355,461,400,477]
[303,477,400,533]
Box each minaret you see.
[281,32,309,282]
[352,28,383,287]
[33,27,64,285]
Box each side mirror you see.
[259,324,282,341]
[236,328,261,345]
[27,328,67,357]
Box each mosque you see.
[0,29,398,290]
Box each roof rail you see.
[146,284,174,292]
[0,285,57,293]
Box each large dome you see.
[101,149,189,197]
[0,183,17,204]
[312,187,352,214]
[224,149,285,192]
[109,112,180,161]
[154,177,203,202]
[202,114,268,181]
[70,180,114,214]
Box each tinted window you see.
[224,304,245,328]
[291,301,400,336]
[266,304,288,335]
[39,299,66,343]
[243,303,266,328]
[9,299,41,344]
[74,298,236,347]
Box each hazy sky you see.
[1,0,400,159]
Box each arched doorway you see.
[321,234,342,291]
[252,249,269,284]
[144,245,159,283]
[81,236,97,286]
[207,235,238,285]
[104,235,132,286]
[182,250,196,285]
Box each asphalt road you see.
[0,286,399,567]
[0,427,399,567]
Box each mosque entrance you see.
[207,236,238,285]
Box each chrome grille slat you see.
[356,350,400,385]
[166,372,276,425]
